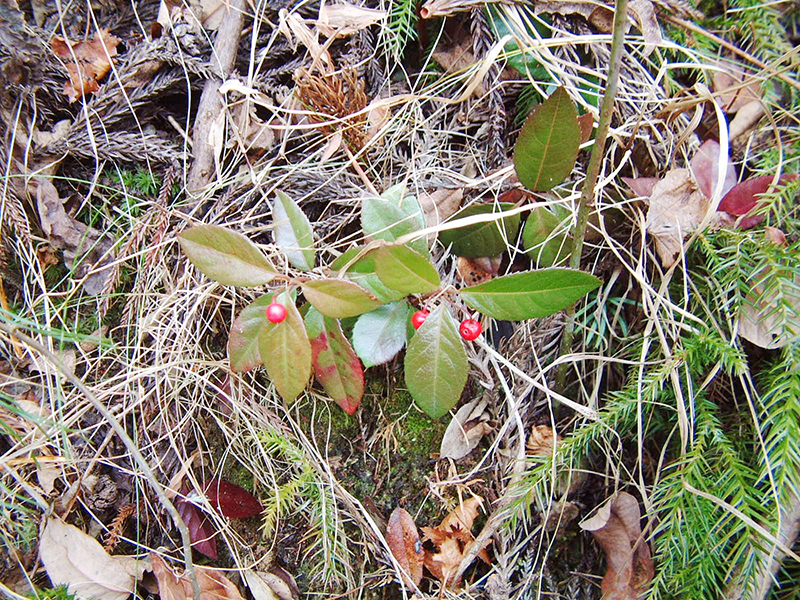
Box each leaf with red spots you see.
[203,479,263,519]
[175,497,217,559]
[304,307,364,414]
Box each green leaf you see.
[404,306,468,419]
[372,245,441,294]
[258,293,312,401]
[228,294,274,372]
[460,269,601,320]
[362,195,428,256]
[302,279,382,318]
[331,247,407,303]
[352,301,410,368]
[178,225,277,287]
[513,86,580,192]
[305,308,365,414]
[438,203,521,258]
[522,206,572,267]
[273,190,315,271]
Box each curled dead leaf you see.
[317,3,387,38]
[526,424,561,456]
[386,508,424,587]
[581,492,653,600]
[440,397,493,460]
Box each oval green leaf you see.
[273,190,315,271]
[228,294,274,372]
[404,306,468,419]
[372,245,440,294]
[352,301,410,368]
[258,294,312,401]
[460,269,601,320]
[302,279,382,318]
[362,195,428,256]
[522,206,571,267]
[305,308,365,414]
[438,202,521,258]
[513,86,580,192]
[178,225,277,287]
[332,247,406,303]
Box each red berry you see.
[265,302,287,323]
[411,310,429,329]
[459,319,482,341]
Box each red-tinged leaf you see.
[719,175,798,228]
[176,498,217,559]
[513,86,580,192]
[305,307,365,414]
[386,508,424,587]
[228,294,273,372]
[690,139,737,200]
[622,176,660,199]
[203,479,263,519]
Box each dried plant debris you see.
[581,492,654,600]
[151,553,246,600]
[440,396,493,460]
[421,496,490,588]
[50,29,120,103]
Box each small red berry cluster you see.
[411,310,482,341]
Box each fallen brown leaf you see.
[644,168,714,267]
[243,568,299,600]
[39,517,135,600]
[440,397,493,460]
[30,177,114,295]
[50,30,119,103]
[317,3,387,38]
[738,271,800,349]
[456,255,502,286]
[386,507,424,587]
[526,424,561,456]
[421,496,489,588]
[418,188,463,236]
[580,492,654,600]
[712,63,761,113]
[151,553,246,600]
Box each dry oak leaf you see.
[151,553,246,600]
[50,30,120,103]
[386,507,424,587]
[580,492,654,600]
[39,517,136,600]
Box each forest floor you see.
[1,1,800,600]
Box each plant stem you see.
[555,0,628,393]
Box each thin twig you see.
[555,0,629,392]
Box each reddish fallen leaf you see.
[581,492,654,600]
[204,479,263,519]
[577,113,594,144]
[719,174,798,229]
[689,139,737,201]
[50,30,120,103]
[175,497,217,559]
[151,553,246,600]
[622,177,660,199]
[456,255,502,286]
[386,508,424,587]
